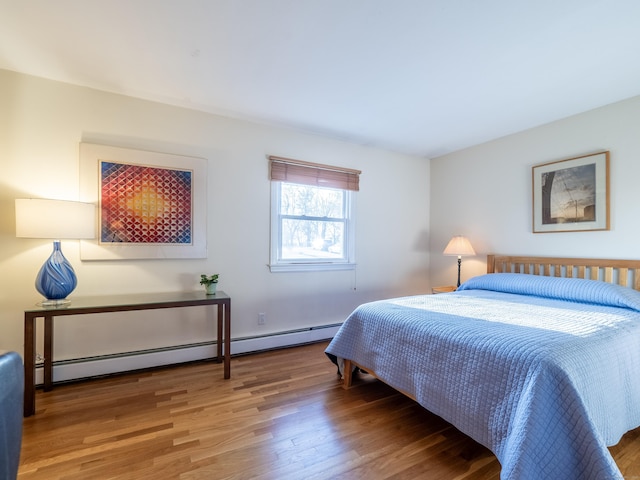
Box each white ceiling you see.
[2,1,640,158]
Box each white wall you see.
[429,95,640,287]
[0,69,430,369]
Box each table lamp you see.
[443,235,475,288]
[15,199,95,305]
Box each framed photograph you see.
[79,142,208,259]
[532,151,609,233]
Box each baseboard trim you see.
[35,323,341,385]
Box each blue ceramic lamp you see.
[15,199,95,306]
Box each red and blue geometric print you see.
[100,161,192,244]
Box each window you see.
[269,156,360,272]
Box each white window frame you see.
[269,181,356,272]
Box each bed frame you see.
[341,254,640,389]
[488,254,640,291]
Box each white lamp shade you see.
[443,235,475,256]
[15,199,96,239]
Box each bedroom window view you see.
[280,183,346,260]
[269,156,359,271]
[270,181,355,271]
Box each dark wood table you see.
[23,291,231,416]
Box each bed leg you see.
[342,359,353,389]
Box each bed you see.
[325,255,640,480]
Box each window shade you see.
[269,156,361,191]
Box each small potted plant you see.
[199,274,219,295]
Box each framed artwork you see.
[80,142,207,259]
[532,151,609,233]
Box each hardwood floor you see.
[18,341,640,480]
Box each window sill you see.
[268,262,356,273]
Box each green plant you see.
[199,274,219,286]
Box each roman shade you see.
[269,156,361,191]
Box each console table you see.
[23,291,231,417]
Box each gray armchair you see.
[0,351,23,480]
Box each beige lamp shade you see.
[443,235,475,257]
[15,199,95,239]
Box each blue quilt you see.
[325,274,640,480]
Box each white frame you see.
[79,142,207,260]
[532,151,609,233]
[269,182,356,272]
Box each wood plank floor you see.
[19,341,640,480]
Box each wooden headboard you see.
[487,254,640,291]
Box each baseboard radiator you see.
[35,323,341,386]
